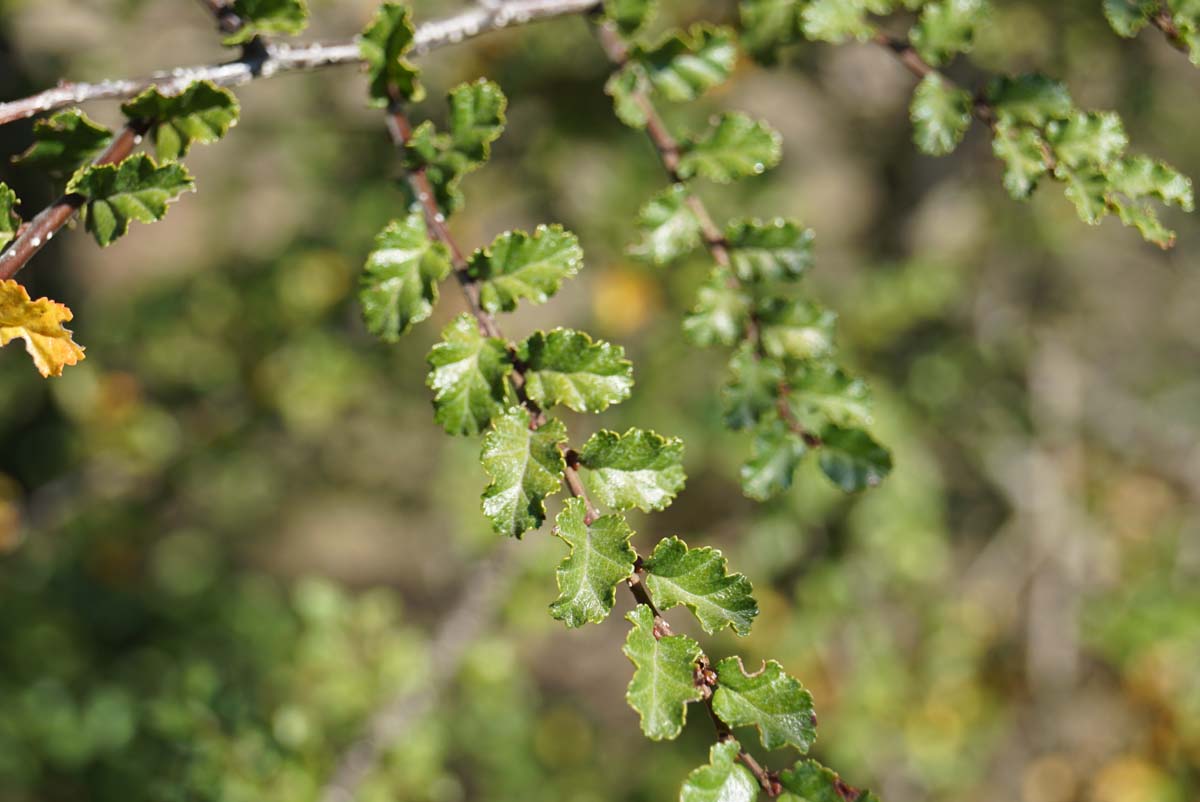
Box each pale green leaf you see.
[480,407,567,538]
[359,2,423,106]
[680,739,758,802]
[740,0,803,63]
[684,272,751,348]
[604,0,657,36]
[549,498,636,627]
[642,536,758,635]
[636,24,738,102]
[910,73,972,156]
[726,218,814,283]
[779,759,881,802]
[578,428,686,512]
[817,425,892,492]
[801,0,876,43]
[0,184,18,253]
[712,657,817,751]
[986,74,1072,127]
[517,329,633,413]
[757,298,837,361]
[66,154,195,247]
[991,122,1050,199]
[224,0,308,45]
[910,0,990,66]
[360,210,451,341]
[678,112,782,183]
[121,81,240,161]
[469,225,583,313]
[426,314,514,436]
[629,184,702,264]
[605,67,650,129]
[1055,163,1111,224]
[622,604,704,740]
[1046,111,1127,169]
[447,78,507,164]
[741,415,807,500]
[13,110,112,179]
[1109,155,1194,210]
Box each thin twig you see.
[1151,2,1192,57]
[194,0,244,36]
[0,0,601,126]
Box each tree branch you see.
[0,0,600,127]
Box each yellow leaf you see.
[0,279,85,377]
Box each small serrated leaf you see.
[991,122,1050,199]
[909,0,990,66]
[605,66,650,129]
[739,0,803,63]
[13,110,112,179]
[1109,155,1194,210]
[1055,163,1111,224]
[224,0,309,45]
[629,184,702,264]
[817,425,892,492]
[578,428,686,512]
[0,184,18,252]
[784,359,873,431]
[910,73,972,156]
[549,498,637,628]
[741,415,807,500]
[986,74,1073,127]
[680,739,759,802]
[635,23,738,103]
[757,297,837,361]
[678,112,783,183]
[779,759,881,802]
[1046,111,1127,169]
[723,344,783,430]
[0,280,85,378]
[121,81,240,161]
[712,657,817,751]
[604,0,657,36]
[360,2,423,106]
[1103,0,1156,37]
[684,271,751,348]
[622,604,705,741]
[725,218,814,283]
[426,314,514,436]
[480,407,567,538]
[447,79,506,164]
[66,154,195,247]
[800,0,876,43]
[518,329,633,413]
[468,225,583,313]
[360,210,451,341]
[642,536,758,635]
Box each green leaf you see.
[783,360,873,431]
[909,0,989,66]
[680,739,759,802]
[1103,0,1156,37]
[605,67,650,129]
[779,759,881,802]
[517,329,633,413]
[622,604,705,741]
[757,298,838,361]
[726,218,814,283]
[578,428,687,512]
[426,314,514,436]
[642,536,758,635]
[986,74,1073,127]
[13,110,112,179]
[817,425,892,492]
[1055,163,1111,224]
[678,112,782,183]
[636,24,738,103]
[0,184,18,252]
[120,81,240,161]
[549,498,637,627]
[722,344,783,430]
[359,210,452,341]
[480,407,567,538]
[360,2,423,106]
[1112,198,1176,248]
[991,122,1050,199]
[1109,155,1195,210]
[446,79,507,164]
[1046,111,1127,169]
[801,0,877,43]
[66,154,195,247]
[224,0,309,45]
[629,184,702,264]
[739,0,803,63]
[741,415,807,500]
[910,73,972,156]
[403,121,467,213]
[468,225,583,313]
[712,657,817,751]
[684,272,751,348]
[604,0,657,36]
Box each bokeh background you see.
[1,1,1198,801]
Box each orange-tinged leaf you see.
[0,280,85,377]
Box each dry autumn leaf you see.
[0,279,85,377]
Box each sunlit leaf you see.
[360,210,451,341]
[726,218,814,283]
[225,0,309,45]
[517,329,633,413]
[469,225,583,313]
[642,536,758,635]
[360,2,423,106]
[757,298,837,361]
[622,604,704,740]
[0,280,85,378]
[910,0,990,66]
[678,113,782,183]
[910,73,972,156]
[683,271,751,348]
[779,759,881,802]
[480,407,567,538]
[679,739,758,802]
[13,110,112,179]
[578,428,686,512]
[712,657,817,751]
[121,81,240,160]
[66,154,195,247]
[629,184,702,264]
[549,498,636,627]
[817,425,892,492]
[426,314,514,436]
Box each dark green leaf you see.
[66,154,195,247]
[13,110,112,178]
[680,739,758,802]
[636,24,738,102]
[426,314,514,436]
[578,428,686,512]
[684,272,751,348]
[817,425,892,492]
[360,2,423,106]
[549,498,636,627]
[629,184,702,264]
[713,657,817,751]
[722,344,783,430]
[726,218,814,283]
[622,604,705,740]
[1103,0,1156,37]
[225,0,308,45]
[741,415,807,500]
[678,113,782,183]
[0,184,18,252]
[468,225,583,313]
[121,81,240,160]
[739,0,803,63]
[604,0,657,36]
[359,210,451,341]
[779,759,881,802]
[642,536,758,635]
[480,407,567,538]
[517,329,633,413]
[783,359,872,431]
[910,73,972,156]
